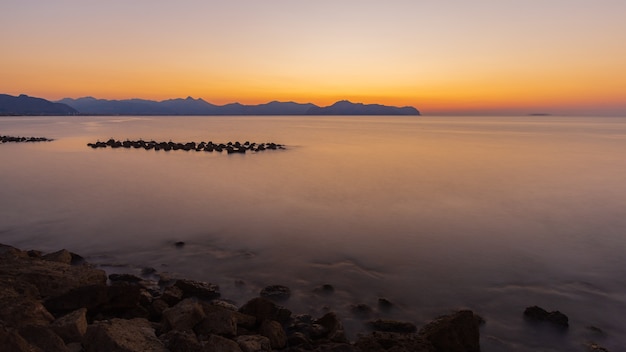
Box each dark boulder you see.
[366,319,417,333]
[523,306,569,327]
[173,279,220,300]
[355,331,435,352]
[239,297,292,325]
[259,285,291,301]
[418,310,480,352]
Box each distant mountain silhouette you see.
[305,100,419,115]
[0,94,77,115]
[58,97,419,116]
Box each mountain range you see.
[1,94,420,116]
[0,94,78,115]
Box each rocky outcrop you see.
[523,305,569,327]
[1,243,490,352]
[87,139,285,154]
[1,135,54,143]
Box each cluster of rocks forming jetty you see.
[87,139,285,154]
[1,135,53,143]
[0,243,611,352]
[0,244,484,352]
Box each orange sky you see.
[1,0,625,115]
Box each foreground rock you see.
[0,243,486,351]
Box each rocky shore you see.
[0,244,482,352]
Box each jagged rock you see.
[0,296,54,327]
[378,298,393,310]
[0,249,107,298]
[351,304,373,318]
[44,285,108,316]
[42,249,73,265]
[0,277,40,300]
[194,304,238,337]
[210,299,239,312]
[109,274,143,284]
[288,331,311,347]
[312,312,347,343]
[418,310,480,352]
[0,244,30,259]
[44,283,143,318]
[159,330,202,352]
[0,324,36,352]
[259,319,287,349]
[205,334,243,352]
[366,319,417,333]
[174,279,220,300]
[18,325,69,352]
[355,331,434,352]
[260,285,291,301]
[239,297,292,325]
[160,285,184,306]
[149,299,169,320]
[313,284,335,295]
[523,306,569,327]
[161,298,206,332]
[51,308,88,343]
[236,335,271,352]
[83,318,167,352]
[584,342,610,352]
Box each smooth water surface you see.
[1,115,626,350]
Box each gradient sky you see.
[2,0,625,115]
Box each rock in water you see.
[524,306,569,327]
[418,310,480,352]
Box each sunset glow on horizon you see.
[2,0,625,115]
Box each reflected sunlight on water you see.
[2,115,626,350]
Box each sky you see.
[1,0,625,115]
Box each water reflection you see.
[1,115,626,350]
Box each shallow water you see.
[1,115,626,350]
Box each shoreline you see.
[1,243,482,351]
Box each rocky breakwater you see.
[0,243,482,352]
[1,135,53,143]
[87,139,285,154]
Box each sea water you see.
[1,115,625,350]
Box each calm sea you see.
[1,115,625,350]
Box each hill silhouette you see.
[58,97,420,115]
[1,94,420,116]
[0,94,77,115]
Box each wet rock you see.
[174,241,185,248]
[312,312,347,343]
[0,251,107,298]
[174,279,220,300]
[288,331,311,347]
[159,330,202,352]
[313,284,335,295]
[42,249,73,265]
[350,304,373,318]
[418,310,480,352]
[259,319,287,349]
[0,296,55,327]
[149,299,170,320]
[524,306,569,327]
[260,284,291,301]
[366,319,417,333]
[51,308,88,343]
[355,331,434,352]
[161,298,206,332]
[239,297,292,325]
[44,285,108,316]
[160,285,184,306]
[109,273,143,284]
[205,334,244,352]
[18,325,69,352]
[141,267,157,276]
[83,318,167,352]
[584,342,610,352]
[0,324,36,352]
[194,304,238,337]
[378,298,393,311]
[236,335,271,352]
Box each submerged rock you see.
[259,284,291,301]
[524,306,569,327]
